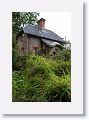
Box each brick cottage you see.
[16,18,65,56]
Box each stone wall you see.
[49,46,59,55]
[18,33,60,56]
[28,36,41,53]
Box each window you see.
[53,51,56,55]
[22,47,24,54]
[34,47,38,53]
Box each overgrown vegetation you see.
[12,12,39,70]
[12,50,71,102]
[12,12,71,102]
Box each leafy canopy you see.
[12,12,39,35]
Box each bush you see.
[45,74,71,102]
[46,59,71,77]
[12,54,71,102]
[12,71,25,101]
[59,49,71,61]
[12,71,71,102]
[47,49,71,62]
[12,56,27,71]
[51,61,71,77]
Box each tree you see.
[12,12,39,35]
[12,12,40,70]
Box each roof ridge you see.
[24,23,52,31]
[18,24,65,43]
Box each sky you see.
[38,12,71,42]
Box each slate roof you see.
[17,24,65,43]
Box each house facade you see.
[17,18,65,56]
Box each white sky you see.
[38,12,71,41]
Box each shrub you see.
[47,49,71,62]
[12,71,71,102]
[48,59,71,77]
[53,61,71,77]
[59,49,71,61]
[45,74,71,102]
[12,71,25,101]
[23,54,52,80]
[12,54,71,102]
[12,56,27,71]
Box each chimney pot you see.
[38,18,45,28]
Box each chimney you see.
[38,18,45,28]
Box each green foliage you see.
[45,74,71,102]
[12,12,39,70]
[13,56,27,71]
[12,12,71,102]
[12,12,39,35]
[48,49,71,61]
[50,60,71,77]
[59,49,71,61]
[12,35,19,70]
[12,54,71,102]
[12,71,25,101]
[24,54,52,79]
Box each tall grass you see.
[12,53,71,102]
